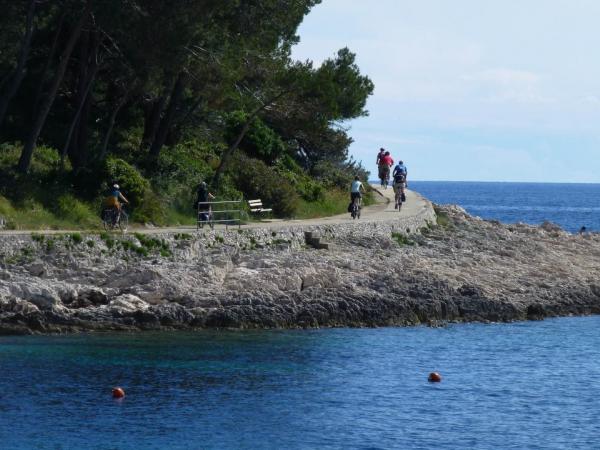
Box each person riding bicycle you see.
[393,161,407,184]
[104,183,129,223]
[379,151,394,186]
[350,176,365,206]
[376,148,385,166]
[392,161,407,208]
[195,181,215,221]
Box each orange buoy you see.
[428,372,442,383]
[112,387,125,398]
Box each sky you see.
[292,0,600,182]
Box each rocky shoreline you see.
[1,203,599,334]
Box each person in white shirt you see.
[350,176,365,206]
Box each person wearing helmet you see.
[195,181,215,221]
[104,183,129,224]
[105,183,129,211]
[350,175,365,205]
[392,161,408,209]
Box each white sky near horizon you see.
[292,0,600,182]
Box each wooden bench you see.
[248,199,272,217]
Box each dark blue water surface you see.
[409,181,600,233]
[2,318,600,449]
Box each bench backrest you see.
[248,199,263,208]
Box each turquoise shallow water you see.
[1,317,600,449]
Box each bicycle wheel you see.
[118,211,128,232]
[102,209,113,231]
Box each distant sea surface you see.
[2,319,600,449]
[408,181,600,233]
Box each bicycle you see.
[394,184,405,211]
[102,206,128,232]
[350,196,361,219]
[197,203,214,229]
[380,166,390,189]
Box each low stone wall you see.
[190,193,437,250]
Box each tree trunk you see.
[66,30,100,170]
[30,11,65,122]
[212,91,288,189]
[139,95,166,152]
[60,64,99,168]
[148,71,188,159]
[18,4,90,173]
[98,90,129,161]
[212,118,252,190]
[0,0,37,128]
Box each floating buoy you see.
[428,372,442,383]
[112,387,125,398]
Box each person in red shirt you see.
[378,151,394,187]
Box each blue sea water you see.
[409,181,600,233]
[3,181,600,449]
[1,318,600,449]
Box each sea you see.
[1,181,600,449]
[409,181,600,233]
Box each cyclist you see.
[392,161,408,209]
[104,183,129,224]
[376,148,386,186]
[350,175,365,207]
[379,151,394,187]
[195,181,215,222]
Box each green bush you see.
[225,112,286,164]
[229,154,299,217]
[55,194,96,225]
[103,157,150,209]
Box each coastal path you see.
[0,185,432,235]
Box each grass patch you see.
[69,233,83,244]
[433,206,451,228]
[134,233,172,257]
[99,232,115,249]
[392,232,415,246]
[294,189,374,219]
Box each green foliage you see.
[0,0,374,228]
[229,154,299,217]
[392,232,416,246]
[55,195,96,226]
[434,206,452,228]
[31,233,45,243]
[294,189,348,219]
[103,157,150,208]
[69,233,83,244]
[134,233,172,256]
[225,112,286,164]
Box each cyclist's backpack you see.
[394,171,406,184]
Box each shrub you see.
[225,112,286,164]
[229,155,299,217]
[103,157,150,209]
[55,194,96,225]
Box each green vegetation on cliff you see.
[0,1,373,229]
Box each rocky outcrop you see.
[1,204,600,334]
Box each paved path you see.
[0,185,432,235]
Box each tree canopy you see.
[0,0,374,223]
